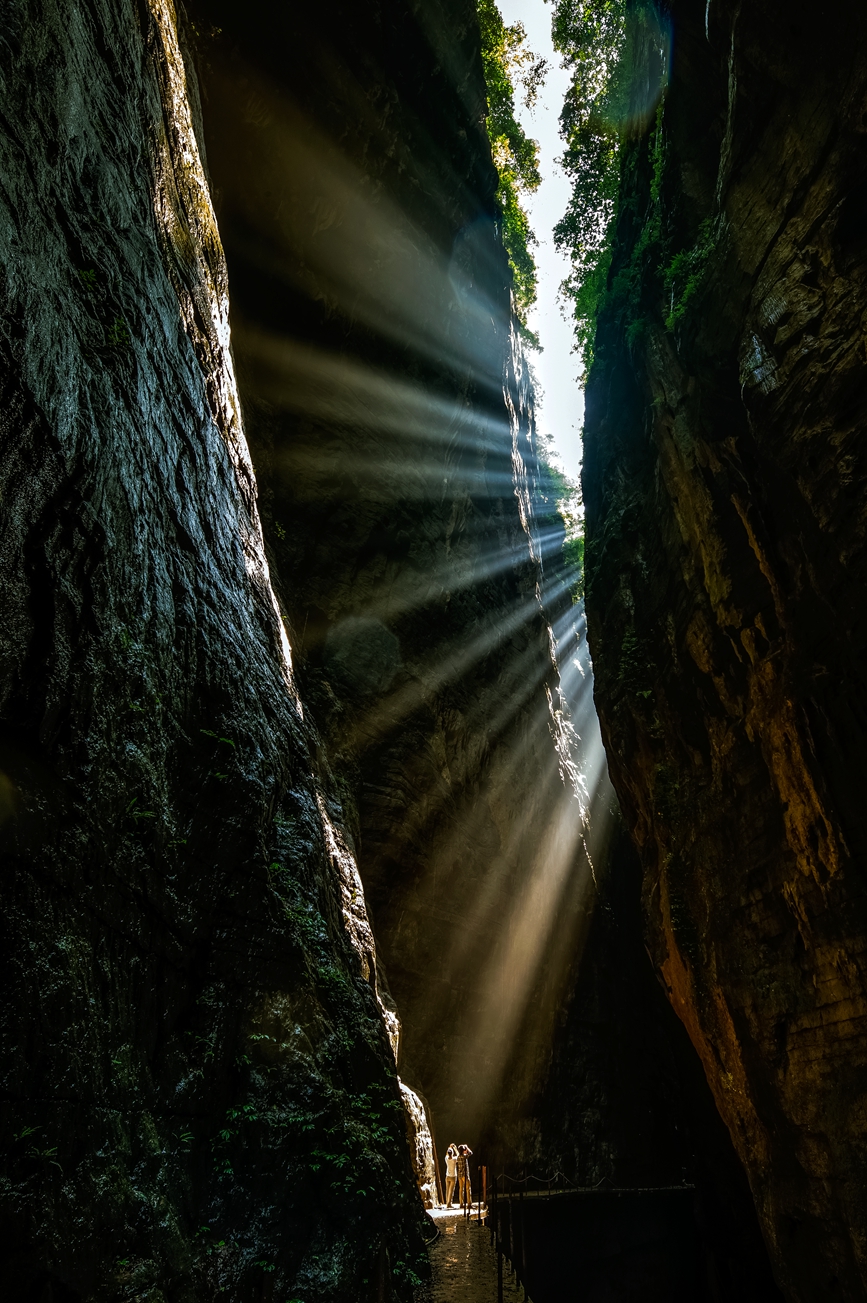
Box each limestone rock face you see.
[0,0,424,1297]
[399,1080,438,1208]
[583,2,867,1298]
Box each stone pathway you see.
[414,1209,531,1303]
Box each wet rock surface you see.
[583,1,867,1299]
[414,1213,525,1303]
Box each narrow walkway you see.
[414,1210,531,1303]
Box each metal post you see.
[519,1178,527,1300]
[515,1177,522,1289]
[497,1242,504,1303]
[507,1179,513,1272]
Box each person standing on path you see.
[457,1143,473,1209]
[444,1143,458,1206]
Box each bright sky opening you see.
[498,0,584,484]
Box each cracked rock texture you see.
[0,0,425,1298]
[583,1,867,1299]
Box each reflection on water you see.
[414,1210,531,1303]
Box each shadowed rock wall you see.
[533,824,785,1302]
[583,1,867,1299]
[0,0,425,1298]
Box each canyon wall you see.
[583,1,867,1299]
[0,0,426,1298]
[0,0,801,1295]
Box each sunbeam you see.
[189,0,617,1191]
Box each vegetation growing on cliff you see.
[477,0,546,342]
[539,456,585,600]
[551,0,670,367]
[551,0,626,366]
[662,216,716,330]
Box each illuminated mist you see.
[192,6,617,1161]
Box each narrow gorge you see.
[0,0,865,1301]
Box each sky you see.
[498,0,584,482]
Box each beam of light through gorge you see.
[193,9,618,1162]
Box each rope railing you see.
[486,1166,532,1303]
[488,1169,696,1193]
[434,1160,697,1303]
[484,1169,567,1303]
[476,1164,697,1302]
[489,1169,577,1193]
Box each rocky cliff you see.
[583,1,867,1299]
[0,0,810,1295]
[0,0,425,1297]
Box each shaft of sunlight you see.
[205,14,618,1165]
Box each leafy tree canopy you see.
[538,443,585,601]
[552,0,665,369]
[477,0,547,342]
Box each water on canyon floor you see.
[414,1209,531,1303]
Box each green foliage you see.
[597,104,664,343]
[107,316,130,348]
[477,0,545,338]
[392,1260,425,1290]
[125,797,156,823]
[563,534,585,589]
[552,0,668,367]
[284,899,327,949]
[200,729,236,747]
[539,457,585,601]
[307,1088,399,1201]
[662,216,715,330]
[552,0,627,366]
